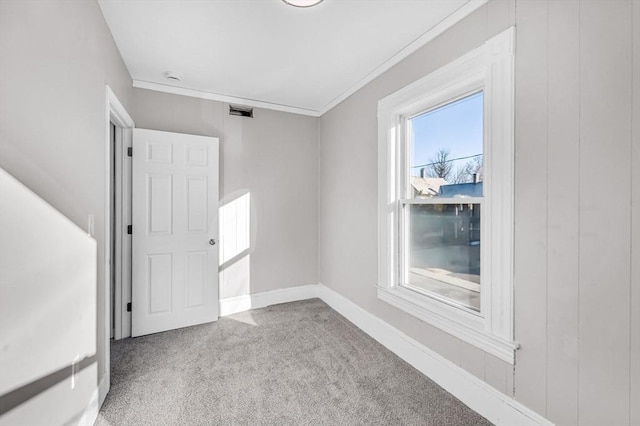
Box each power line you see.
[411,153,483,169]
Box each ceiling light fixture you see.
[282,0,323,8]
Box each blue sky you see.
[410,91,483,176]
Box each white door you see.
[131,129,219,337]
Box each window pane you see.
[406,203,480,312]
[409,92,483,198]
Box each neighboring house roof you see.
[410,177,448,197]
[439,182,483,198]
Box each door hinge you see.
[127,225,132,234]
[126,302,132,312]
[127,147,132,157]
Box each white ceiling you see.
[98,0,485,116]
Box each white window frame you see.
[377,27,517,364]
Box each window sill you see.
[376,285,517,364]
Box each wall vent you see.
[229,105,253,118]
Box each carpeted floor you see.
[95,299,491,426]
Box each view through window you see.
[404,91,483,312]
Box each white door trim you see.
[113,124,133,341]
[103,85,134,407]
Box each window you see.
[404,91,483,313]
[377,28,517,363]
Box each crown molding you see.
[316,0,489,116]
[131,0,488,119]
[132,80,321,117]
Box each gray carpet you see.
[95,299,491,426]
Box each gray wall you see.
[130,88,319,297]
[318,1,640,425]
[0,0,132,398]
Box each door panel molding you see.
[131,128,219,337]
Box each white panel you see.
[187,176,207,232]
[631,3,640,426]
[513,0,548,415]
[146,141,173,163]
[132,128,219,337]
[0,169,96,395]
[579,2,632,424]
[148,174,172,235]
[0,364,98,426]
[546,1,580,424]
[148,253,172,313]
[186,144,208,166]
[185,251,206,308]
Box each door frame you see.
[111,108,134,342]
[103,86,134,405]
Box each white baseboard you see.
[219,284,319,317]
[218,283,551,425]
[316,283,552,426]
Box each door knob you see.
[209,239,216,246]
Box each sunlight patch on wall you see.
[219,192,251,299]
[219,192,250,265]
[220,255,251,299]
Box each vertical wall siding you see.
[513,0,549,416]
[631,3,640,425]
[319,0,639,424]
[513,1,637,424]
[545,1,580,424]
[578,2,633,425]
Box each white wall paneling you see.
[0,169,97,425]
[578,2,633,424]
[630,3,640,424]
[513,0,549,415]
[545,1,580,423]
